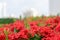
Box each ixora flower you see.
[17,29,29,40]
[0,33,5,40]
[42,34,60,40]
[13,20,25,31]
[29,25,39,37]
[39,27,54,37]
[46,18,55,24]
[55,23,60,33]
[0,16,60,40]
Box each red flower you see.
[0,33,5,40]
[13,20,25,31]
[18,29,29,39]
[55,23,60,33]
[39,27,53,37]
[29,25,39,37]
[46,18,55,24]
[8,33,15,40]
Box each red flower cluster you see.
[0,16,60,40]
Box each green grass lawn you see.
[0,18,15,24]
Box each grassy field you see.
[0,18,15,24]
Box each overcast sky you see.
[0,0,49,18]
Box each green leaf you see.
[29,34,42,40]
[4,30,8,40]
[24,22,30,29]
[14,28,19,33]
[47,24,50,26]
[0,24,3,28]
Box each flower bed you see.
[0,16,60,40]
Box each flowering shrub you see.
[0,16,60,40]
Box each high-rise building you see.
[0,2,7,18]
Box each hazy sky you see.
[0,0,49,18]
